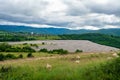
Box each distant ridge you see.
[0,25,120,36]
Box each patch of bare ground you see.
[8,40,119,52]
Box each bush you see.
[0,54,5,61]
[23,43,28,45]
[0,43,11,52]
[48,49,68,55]
[100,57,120,79]
[0,66,13,72]
[39,48,68,54]
[39,48,48,52]
[18,54,23,58]
[75,49,83,53]
[22,46,36,52]
[42,42,45,45]
[82,57,120,80]
[27,53,34,58]
[0,43,36,52]
[30,44,38,48]
[5,54,16,59]
[117,52,120,56]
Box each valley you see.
[0,0,120,79]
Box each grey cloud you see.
[83,0,120,16]
[0,0,120,30]
[63,0,90,16]
[0,12,46,24]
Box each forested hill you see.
[59,33,120,48]
[0,25,120,36]
[0,30,59,41]
[0,30,120,48]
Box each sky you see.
[0,0,120,30]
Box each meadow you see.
[0,39,120,80]
[0,52,119,80]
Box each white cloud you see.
[0,0,120,30]
[103,25,120,29]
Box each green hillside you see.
[0,30,120,48]
[0,31,59,41]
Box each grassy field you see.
[0,52,59,59]
[0,52,119,80]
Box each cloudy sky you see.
[0,0,120,30]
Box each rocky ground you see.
[8,40,119,52]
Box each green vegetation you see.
[0,52,58,60]
[0,43,35,52]
[14,43,39,48]
[1,30,120,79]
[18,54,23,58]
[39,48,68,54]
[1,30,120,48]
[0,31,60,41]
[49,49,68,54]
[0,54,5,61]
[82,56,120,80]
[75,49,83,53]
[0,31,35,41]
[0,53,22,61]
[59,33,120,48]
[0,53,34,61]
[27,53,34,58]
[0,52,120,80]
[5,54,16,59]
[39,48,48,53]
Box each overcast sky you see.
[0,0,120,30]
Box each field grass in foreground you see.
[0,52,119,80]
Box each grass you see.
[0,52,118,80]
[0,52,58,58]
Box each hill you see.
[0,25,120,36]
[0,30,59,41]
[0,30,120,48]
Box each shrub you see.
[0,43,11,52]
[30,44,38,48]
[23,43,28,45]
[117,52,120,56]
[75,49,83,53]
[97,57,120,80]
[0,66,13,72]
[58,49,68,55]
[22,46,36,52]
[82,57,120,80]
[0,43,36,52]
[48,49,68,55]
[39,48,68,54]
[42,42,45,45]
[18,54,23,58]
[27,53,34,58]
[39,48,48,52]
[5,54,16,59]
[0,54,5,61]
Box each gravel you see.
[8,40,119,52]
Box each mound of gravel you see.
[8,40,119,52]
